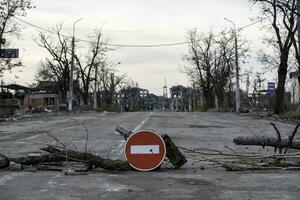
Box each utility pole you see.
[298,0,300,57]
[68,18,83,112]
[297,0,300,97]
[246,74,250,96]
[225,18,240,113]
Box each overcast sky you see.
[4,0,267,95]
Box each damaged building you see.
[118,87,169,112]
[23,81,60,111]
[1,81,60,114]
[170,85,195,112]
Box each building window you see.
[44,97,55,106]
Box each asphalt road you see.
[0,111,300,200]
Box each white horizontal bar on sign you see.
[130,145,160,154]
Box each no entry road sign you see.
[124,130,166,171]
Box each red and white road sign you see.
[124,130,166,171]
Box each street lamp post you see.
[68,18,83,112]
[225,18,240,113]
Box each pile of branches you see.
[0,145,129,173]
[0,125,187,173]
[179,146,300,171]
[179,123,300,171]
[0,130,130,173]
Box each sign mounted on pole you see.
[267,82,276,95]
[0,49,19,58]
[124,130,166,171]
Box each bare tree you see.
[74,30,108,105]
[36,24,71,103]
[251,0,298,114]
[184,30,215,110]
[213,31,248,108]
[97,63,125,110]
[0,0,34,75]
[184,29,248,110]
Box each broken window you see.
[44,97,55,106]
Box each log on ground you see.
[233,136,300,150]
[1,146,130,171]
[41,146,130,171]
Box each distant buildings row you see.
[0,81,200,116]
[3,71,300,117]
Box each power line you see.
[237,18,267,31]
[14,17,266,48]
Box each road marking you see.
[110,112,154,160]
[25,134,45,140]
[132,112,153,132]
[131,145,160,154]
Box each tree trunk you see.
[204,89,215,110]
[216,84,225,108]
[1,146,130,171]
[234,136,300,150]
[274,56,288,114]
[82,87,89,105]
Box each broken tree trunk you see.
[9,153,64,166]
[233,136,300,150]
[41,146,130,171]
[0,145,130,171]
[233,123,300,154]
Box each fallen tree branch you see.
[180,146,300,171]
[41,145,130,171]
[285,123,300,153]
[0,145,130,172]
[270,122,282,153]
[233,136,300,150]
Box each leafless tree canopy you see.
[0,0,34,75]
[36,24,71,103]
[183,29,248,110]
[74,30,108,105]
[251,0,298,114]
[36,26,126,109]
